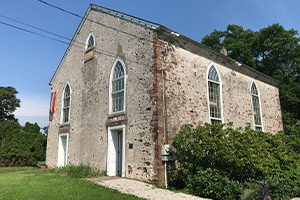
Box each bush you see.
[50,164,106,178]
[170,123,300,200]
[0,155,38,167]
[0,120,46,167]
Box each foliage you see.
[170,123,300,199]
[179,168,246,199]
[240,189,256,200]
[286,120,300,137]
[0,170,143,200]
[0,120,47,167]
[201,24,300,132]
[49,164,106,178]
[0,86,20,122]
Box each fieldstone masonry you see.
[46,4,283,187]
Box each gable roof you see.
[50,4,280,87]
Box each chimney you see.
[220,46,227,56]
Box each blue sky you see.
[0,0,299,128]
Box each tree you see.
[202,24,300,132]
[0,121,47,166]
[0,86,21,122]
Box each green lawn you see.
[0,166,39,174]
[0,168,144,200]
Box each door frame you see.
[57,133,69,167]
[107,125,125,177]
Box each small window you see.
[86,33,95,50]
[84,33,96,62]
[207,65,222,124]
[110,59,126,113]
[61,83,71,124]
[251,81,263,131]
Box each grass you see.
[49,164,106,178]
[0,166,39,174]
[0,161,46,174]
[0,167,145,200]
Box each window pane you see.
[252,96,262,125]
[111,60,125,113]
[251,83,258,95]
[112,77,124,92]
[112,91,124,112]
[208,66,219,82]
[64,97,70,107]
[255,126,262,131]
[62,84,70,123]
[64,85,70,98]
[63,107,69,123]
[251,82,262,130]
[211,119,222,125]
[87,35,94,49]
[209,82,221,119]
[113,61,124,79]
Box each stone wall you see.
[47,8,160,182]
[157,40,283,144]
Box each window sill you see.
[59,123,70,128]
[108,111,126,118]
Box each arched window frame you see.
[206,63,223,124]
[60,82,71,124]
[85,33,95,50]
[250,80,263,131]
[109,58,126,114]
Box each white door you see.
[110,130,119,175]
[117,131,122,176]
[57,134,68,166]
[107,126,125,177]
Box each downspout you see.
[162,68,167,188]
[162,68,166,144]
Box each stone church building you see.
[46,4,283,185]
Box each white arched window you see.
[109,59,126,113]
[251,81,263,131]
[207,64,223,124]
[61,83,71,124]
[85,33,95,50]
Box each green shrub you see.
[0,120,46,167]
[170,123,300,200]
[240,189,256,200]
[50,164,106,178]
[0,155,38,167]
[180,168,245,199]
